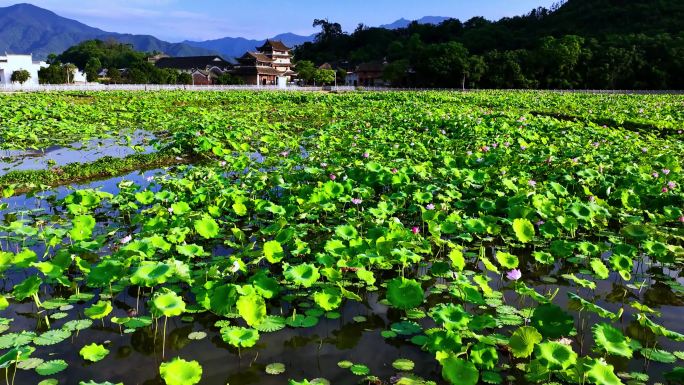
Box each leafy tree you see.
[126,68,148,84]
[296,61,317,85]
[383,59,409,86]
[63,63,78,84]
[107,67,122,84]
[414,42,470,87]
[313,19,344,43]
[10,69,31,85]
[38,63,67,84]
[215,72,244,85]
[178,72,192,85]
[84,57,102,82]
[314,69,336,85]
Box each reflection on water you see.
[0,130,160,176]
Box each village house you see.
[154,55,232,84]
[0,54,47,86]
[346,61,388,87]
[232,40,296,86]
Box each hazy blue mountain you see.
[183,33,315,60]
[0,3,215,59]
[379,16,452,29]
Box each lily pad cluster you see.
[0,90,682,384]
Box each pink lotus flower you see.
[588,195,595,202]
[320,162,328,167]
[362,152,370,158]
[352,198,362,205]
[280,151,289,157]
[528,180,537,187]
[492,143,499,148]
[504,142,511,148]
[506,269,522,281]
[411,227,420,235]
[641,148,648,153]
[482,146,490,152]
[652,172,660,178]
[426,204,435,210]
[668,181,677,189]
[520,145,527,150]
[662,187,669,193]
[120,235,132,244]
[219,161,227,167]
[679,216,684,223]
[391,168,398,174]
[329,174,336,180]
[663,169,671,175]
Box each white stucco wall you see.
[0,54,47,86]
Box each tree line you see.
[294,0,684,89]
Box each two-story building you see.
[154,55,232,85]
[232,40,297,86]
[0,54,47,86]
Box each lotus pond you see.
[0,91,682,385]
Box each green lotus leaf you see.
[159,357,202,385]
[585,358,623,385]
[176,244,207,258]
[470,342,498,370]
[254,316,286,332]
[590,258,610,279]
[33,329,71,346]
[530,303,574,338]
[350,364,370,375]
[265,362,286,375]
[534,341,577,371]
[151,291,186,318]
[84,300,113,320]
[131,262,173,287]
[220,326,260,348]
[641,348,676,363]
[63,319,94,332]
[335,224,358,240]
[87,260,124,288]
[392,358,415,371]
[387,278,424,310]
[135,191,155,205]
[430,303,471,331]
[250,271,281,299]
[592,323,632,358]
[512,218,535,243]
[284,263,320,288]
[263,240,284,263]
[35,359,68,376]
[438,354,479,385]
[236,293,266,326]
[187,331,207,340]
[70,215,96,241]
[495,251,519,269]
[509,326,542,358]
[13,276,42,301]
[621,224,651,240]
[313,287,342,311]
[449,247,466,271]
[194,215,219,239]
[80,343,110,362]
[170,201,191,215]
[390,321,423,336]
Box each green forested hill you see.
[295,0,684,89]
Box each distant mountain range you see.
[182,33,315,61]
[0,3,216,60]
[379,16,453,30]
[0,3,454,60]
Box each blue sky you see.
[1,0,557,41]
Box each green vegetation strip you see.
[0,152,192,195]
